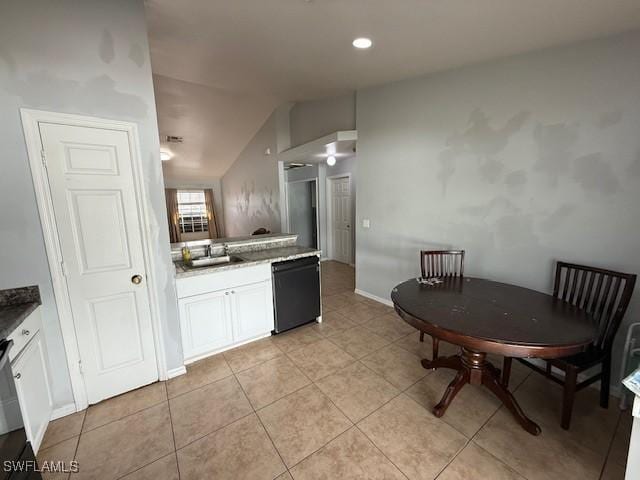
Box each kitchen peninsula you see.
[172,234,321,363]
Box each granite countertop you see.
[0,286,41,340]
[171,233,297,250]
[175,245,321,278]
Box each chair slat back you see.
[420,250,465,279]
[553,261,636,350]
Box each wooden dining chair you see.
[502,261,636,429]
[419,250,465,360]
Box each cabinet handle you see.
[22,329,30,336]
[225,291,229,296]
[14,373,21,380]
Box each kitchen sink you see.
[190,255,244,268]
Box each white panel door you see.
[331,177,352,264]
[40,123,158,404]
[13,332,53,453]
[178,290,234,361]
[232,281,274,342]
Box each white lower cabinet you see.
[177,266,274,363]
[231,281,274,342]
[11,317,53,453]
[179,289,234,360]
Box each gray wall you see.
[356,31,640,381]
[222,110,284,236]
[290,93,356,147]
[0,0,182,408]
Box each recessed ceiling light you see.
[327,155,336,166]
[352,37,372,49]
[160,150,172,161]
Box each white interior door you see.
[39,122,158,404]
[330,176,352,264]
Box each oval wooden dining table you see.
[391,276,597,435]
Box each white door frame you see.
[20,109,167,412]
[285,177,320,251]
[326,173,353,263]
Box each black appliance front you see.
[0,339,42,480]
[272,256,321,333]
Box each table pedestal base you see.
[421,348,541,436]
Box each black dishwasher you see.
[272,256,321,333]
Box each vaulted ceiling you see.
[145,0,640,180]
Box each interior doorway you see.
[327,175,353,264]
[286,179,318,249]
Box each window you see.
[177,190,209,234]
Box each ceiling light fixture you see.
[327,155,336,166]
[160,150,172,161]
[352,37,372,49]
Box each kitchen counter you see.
[174,245,321,278]
[0,286,41,339]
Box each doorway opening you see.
[286,179,318,249]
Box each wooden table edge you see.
[393,303,592,359]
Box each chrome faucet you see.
[223,243,230,256]
[204,244,212,257]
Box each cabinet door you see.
[232,281,274,342]
[13,332,53,453]
[179,290,233,361]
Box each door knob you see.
[131,274,143,285]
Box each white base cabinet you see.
[177,264,275,363]
[232,282,274,342]
[8,307,53,453]
[179,290,234,360]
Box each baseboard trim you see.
[51,403,77,420]
[183,332,272,366]
[354,289,393,307]
[167,366,187,379]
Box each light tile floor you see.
[38,261,632,479]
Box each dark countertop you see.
[175,245,321,278]
[0,303,40,340]
[0,286,41,340]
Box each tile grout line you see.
[598,408,623,480]
[113,383,176,479]
[305,352,413,478]
[80,395,169,435]
[461,371,534,480]
[68,407,88,480]
[164,381,182,480]
[431,380,509,480]
[232,369,291,479]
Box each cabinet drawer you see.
[7,306,42,362]
[176,263,271,299]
